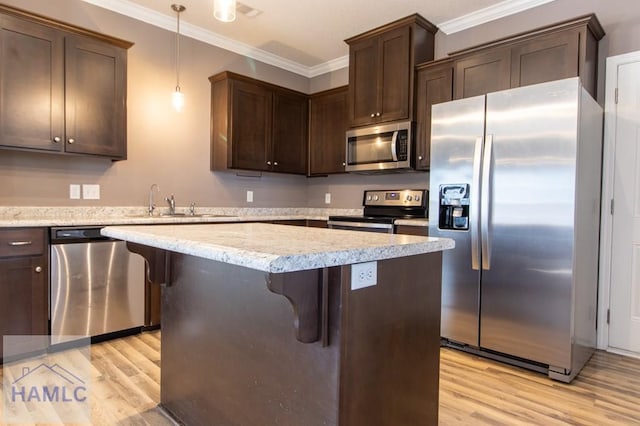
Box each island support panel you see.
[159,252,442,425]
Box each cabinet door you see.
[395,225,428,236]
[309,87,348,175]
[229,79,271,171]
[454,49,510,99]
[348,36,379,127]
[378,26,411,123]
[0,15,64,152]
[0,256,48,358]
[415,63,453,170]
[510,29,580,89]
[64,36,127,159]
[272,90,308,174]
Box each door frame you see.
[597,50,640,352]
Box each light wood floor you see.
[1,331,639,425]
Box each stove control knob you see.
[366,195,372,201]
[373,195,379,201]
[406,195,413,202]
[415,195,421,202]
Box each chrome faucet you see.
[148,184,160,216]
[165,194,176,215]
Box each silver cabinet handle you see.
[376,112,381,117]
[35,266,42,273]
[9,241,32,246]
[342,162,346,166]
[273,161,278,166]
[370,113,375,118]
[53,137,61,143]
[68,138,75,144]
[418,155,423,160]
[266,161,272,165]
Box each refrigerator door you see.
[480,79,579,368]
[429,95,486,346]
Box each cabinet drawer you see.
[0,228,45,258]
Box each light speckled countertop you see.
[0,206,429,227]
[0,207,360,227]
[102,223,451,273]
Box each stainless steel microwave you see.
[345,121,413,172]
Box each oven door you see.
[327,220,394,234]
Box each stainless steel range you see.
[327,189,428,233]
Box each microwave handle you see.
[390,131,399,161]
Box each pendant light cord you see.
[175,9,180,91]
[172,4,185,91]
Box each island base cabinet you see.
[159,251,442,425]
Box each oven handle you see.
[327,220,394,231]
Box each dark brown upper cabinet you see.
[309,86,348,176]
[415,61,453,171]
[448,14,604,99]
[210,72,308,175]
[345,14,437,128]
[414,14,604,170]
[454,48,511,99]
[0,5,132,160]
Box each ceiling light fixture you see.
[214,0,236,22]
[171,4,186,112]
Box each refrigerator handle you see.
[481,134,493,270]
[471,136,484,270]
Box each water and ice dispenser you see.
[438,184,470,230]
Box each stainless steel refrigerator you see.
[429,77,602,382]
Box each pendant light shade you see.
[171,4,185,112]
[214,0,236,22]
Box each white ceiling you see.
[81,0,555,77]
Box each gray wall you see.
[2,0,639,209]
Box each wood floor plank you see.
[1,331,640,425]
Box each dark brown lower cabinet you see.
[0,228,48,362]
[145,251,442,425]
[395,225,429,236]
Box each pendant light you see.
[171,4,186,112]
[214,0,236,22]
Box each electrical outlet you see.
[246,190,254,203]
[351,261,377,290]
[325,193,331,204]
[69,184,81,200]
[82,184,100,200]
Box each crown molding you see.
[80,0,315,77]
[82,0,556,77]
[437,0,556,35]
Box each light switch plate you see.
[82,184,100,200]
[246,190,253,203]
[69,184,81,200]
[351,261,377,290]
[325,193,331,204]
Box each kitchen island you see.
[102,223,453,426]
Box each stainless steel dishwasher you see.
[50,226,145,345]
